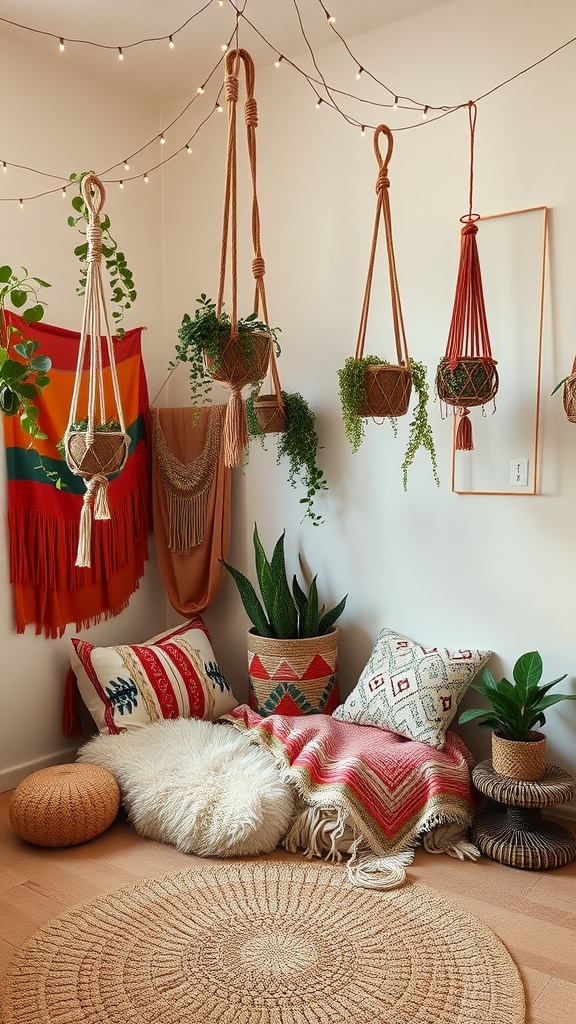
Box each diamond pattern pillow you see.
[333,627,491,749]
[70,616,238,735]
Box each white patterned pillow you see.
[333,627,491,749]
[71,617,238,735]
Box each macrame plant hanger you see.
[355,124,412,418]
[215,47,273,465]
[435,101,498,450]
[64,174,131,568]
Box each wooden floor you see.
[0,787,575,1022]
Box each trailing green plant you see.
[458,651,576,741]
[337,355,439,489]
[0,264,51,440]
[67,171,137,338]
[436,355,495,399]
[221,523,347,639]
[171,294,279,407]
[246,389,328,526]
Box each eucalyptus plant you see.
[221,523,347,639]
[246,389,328,526]
[0,264,51,441]
[68,170,137,338]
[337,355,439,490]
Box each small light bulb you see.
[160,133,166,144]
[219,0,224,5]
[316,97,323,109]
[221,43,228,52]
[19,199,23,209]
[216,103,223,113]
[360,126,365,137]
[119,181,124,189]
[422,106,428,120]
[61,187,66,198]
[59,37,65,52]
[197,85,205,95]
[356,66,363,80]
[143,173,149,183]
[186,143,192,154]
[327,13,336,23]
[169,35,175,49]
[274,55,283,68]
[118,47,124,60]
[2,162,6,173]
[393,96,398,110]
[124,160,130,170]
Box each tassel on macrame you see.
[436,102,498,451]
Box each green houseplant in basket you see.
[458,651,576,781]
[337,355,439,490]
[221,523,347,716]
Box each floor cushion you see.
[9,763,120,847]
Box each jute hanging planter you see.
[435,102,498,451]
[63,174,130,567]
[558,357,576,422]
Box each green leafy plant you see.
[436,355,495,400]
[68,171,137,338]
[221,523,347,639]
[0,265,51,440]
[337,355,439,489]
[172,294,279,407]
[458,651,576,741]
[246,390,328,526]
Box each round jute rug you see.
[0,861,524,1024]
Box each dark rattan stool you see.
[471,760,576,870]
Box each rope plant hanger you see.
[435,101,498,451]
[64,174,131,568]
[354,124,412,418]
[215,47,274,466]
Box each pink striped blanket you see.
[225,705,478,866]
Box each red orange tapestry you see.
[2,312,150,638]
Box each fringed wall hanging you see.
[212,47,273,467]
[435,101,498,450]
[63,174,131,566]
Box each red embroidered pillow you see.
[70,617,237,735]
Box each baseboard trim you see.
[0,748,78,795]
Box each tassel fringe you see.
[455,409,474,450]
[223,389,248,468]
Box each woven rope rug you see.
[0,861,524,1024]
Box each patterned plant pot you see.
[491,731,547,781]
[65,430,129,478]
[436,357,499,409]
[358,363,412,418]
[207,330,271,391]
[247,627,340,716]
[254,394,288,434]
[563,374,576,423]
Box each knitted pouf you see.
[9,763,120,847]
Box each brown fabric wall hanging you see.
[151,405,231,617]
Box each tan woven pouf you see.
[9,763,120,847]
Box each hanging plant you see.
[246,389,328,525]
[338,355,439,490]
[0,265,52,441]
[67,170,137,339]
[551,362,576,423]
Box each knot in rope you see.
[86,222,103,263]
[244,97,258,127]
[84,473,108,502]
[375,168,390,194]
[252,257,265,279]
[461,220,479,237]
[225,74,239,103]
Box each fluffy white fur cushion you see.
[77,717,295,857]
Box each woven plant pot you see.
[492,731,547,782]
[254,393,288,434]
[563,375,576,423]
[65,430,129,478]
[207,330,271,391]
[247,626,340,717]
[436,357,499,409]
[358,363,412,418]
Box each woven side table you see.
[471,760,576,870]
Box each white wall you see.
[2,0,576,817]
[0,34,167,789]
[162,0,576,816]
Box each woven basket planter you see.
[65,429,129,478]
[358,363,412,418]
[436,356,499,409]
[492,731,547,782]
[254,393,288,434]
[247,626,340,717]
[563,375,576,422]
[207,330,271,391]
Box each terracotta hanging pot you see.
[253,393,288,434]
[65,430,129,478]
[562,372,576,423]
[491,730,547,782]
[247,626,341,717]
[436,356,499,408]
[207,329,271,392]
[358,363,412,418]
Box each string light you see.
[216,102,223,112]
[326,12,336,23]
[143,172,149,183]
[316,97,323,109]
[274,55,283,68]
[422,105,428,120]
[59,37,65,52]
[19,199,23,209]
[168,35,175,49]
[119,181,124,189]
[61,187,66,197]
[360,125,365,137]
[221,43,228,51]
[356,66,363,80]
[186,143,193,153]
[124,160,130,170]
[393,96,399,110]
[160,133,166,144]
[2,162,6,173]
[197,85,205,94]
[118,47,123,60]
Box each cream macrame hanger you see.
[64,173,131,568]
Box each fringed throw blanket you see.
[225,705,480,889]
[2,313,150,638]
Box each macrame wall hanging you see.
[435,101,498,450]
[355,124,412,418]
[213,47,274,466]
[63,174,131,567]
